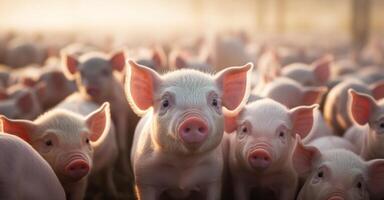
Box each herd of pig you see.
[0,32,384,200]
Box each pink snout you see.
[248,149,272,170]
[178,117,209,145]
[327,196,344,200]
[64,160,90,181]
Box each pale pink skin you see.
[62,51,140,174]
[0,134,66,200]
[324,79,384,135]
[0,103,110,200]
[308,136,358,154]
[55,93,119,197]
[344,90,384,161]
[126,60,252,200]
[281,55,332,87]
[294,139,384,200]
[256,77,332,143]
[0,86,43,120]
[224,99,316,200]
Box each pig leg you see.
[233,179,249,200]
[204,181,222,200]
[135,184,160,200]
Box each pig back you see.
[0,134,66,200]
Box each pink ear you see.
[215,63,253,112]
[21,77,38,87]
[0,116,35,143]
[126,60,161,115]
[302,86,327,105]
[370,80,384,100]
[312,55,332,84]
[348,90,376,125]
[152,47,166,69]
[0,89,8,100]
[366,159,384,196]
[292,135,319,177]
[224,114,238,133]
[61,52,79,79]
[109,51,126,72]
[85,102,110,142]
[16,91,33,113]
[290,105,317,139]
[175,54,187,69]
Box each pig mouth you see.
[325,193,346,200]
[85,87,100,96]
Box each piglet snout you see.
[64,160,90,181]
[178,117,208,145]
[327,196,344,200]
[248,149,271,170]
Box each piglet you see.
[294,138,384,200]
[126,60,252,200]
[224,99,316,200]
[0,103,111,200]
[281,55,333,86]
[324,79,384,135]
[0,134,66,200]
[344,90,384,160]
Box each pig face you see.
[225,99,316,172]
[294,140,384,200]
[281,55,332,86]
[0,103,110,183]
[126,60,252,154]
[62,51,125,101]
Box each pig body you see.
[1,103,111,200]
[294,140,384,200]
[126,60,252,200]
[308,136,357,153]
[4,39,46,68]
[224,99,316,200]
[0,134,66,200]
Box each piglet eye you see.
[45,140,53,146]
[380,122,384,129]
[86,138,90,144]
[317,171,324,178]
[212,98,218,107]
[279,131,285,137]
[162,99,169,108]
[357,182,362,189]
[242,127,247,133]
[102,69,110,76]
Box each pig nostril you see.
[198,127,205,132]
[185,128,191,132]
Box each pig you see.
[168,49,212,72]
[0,134,66,200]
[224,98,317,200]
[0,86,43,120]
[324,79,384,135]
[4,38,46,68]
[62,50,140,174]
[55,93,119,198]
[294,139,384,200]
[257,77,333,143]
[126,60,252,200]
[135,46,168,72]
[307,136,358,154]
[344,90,384,160]
[281,55,333,86]
[0,103,111,200]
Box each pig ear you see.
[301,86,327,106]
[0,89,8,100]
[152,47,167,69]
[224,114,239,133]
[289,104,317,139]
[85,102,111,142]
[215,63,253,115]
[348,89,377,126]
[369,80,384,100]
[0,115,36,143]
[61,52,79,80]
[366,159,384,196]
[126,60,162,116]
[109,51,126,72]
[312,55,332,84]
[293,135,320,177]
[169,50,187,69]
